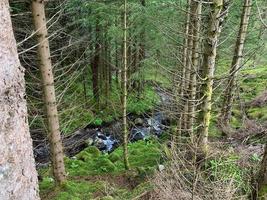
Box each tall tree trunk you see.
[137,0,146,95]
[92,20,100,103]
[198,0,228,155]
[32,0,66,184]
[182,0,194,135]
[220,0,252,129]
[115,41,120,86]
[122,0,130,170]
[177,0,191,137]
[0,1,40,199]
[187,0,202,138]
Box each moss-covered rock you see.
[76,151,92,162]
[95,157,116,172]
[108,153,120,163]
[84,146,101,157]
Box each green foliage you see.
[93,118,103,126]
[58,82,159,135]
[128,86,160,115]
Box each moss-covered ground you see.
[208,61,267,138]
[39,139,164,200]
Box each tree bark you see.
[187,0,202,138]
[0,1,40,199]
[122,0,130,170]
[220,0,252,129]
[177,0,191,137]
[182,0,194,135]
[32,0,66,184]
[198,0,228,155]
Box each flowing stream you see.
[33,88,170,167]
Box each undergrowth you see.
[39,139,163,200]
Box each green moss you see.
[40,139,163,199]
[95,158,117,172]
[112,140,162,171]
[39,177,55,191]
[53,180,105,200]
[76,151,92,162]
[108,153,120,163]
[84,146,101,157]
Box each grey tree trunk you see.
[0,0,40,199]
[198,0,228,155]
[32,0,66,184]
[178,0,191,137]
[122,0,130,170]
[187,0,202,139]
[182,3,193,134]
[220,0,252,129]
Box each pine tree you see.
[122,0,130,170]
[198,0,228,156]
[220,0,252,132]
[32,0,66,184]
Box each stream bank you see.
[33,88,171,167]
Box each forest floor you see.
[38,64,267,200]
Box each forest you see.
[1,0,267,199]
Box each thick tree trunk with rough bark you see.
[122,0,130,170]
[0,1,40,199]
[198,0,228,155]
[220,0,252,129]
[32,0,66,184]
